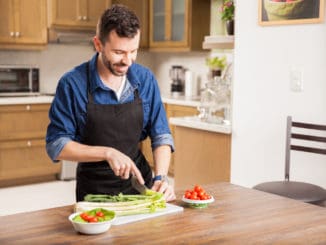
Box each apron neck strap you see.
[86,61,140,103]
[86,61,94,103]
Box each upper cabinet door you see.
[112,0,149,48]
[52,0,79,27]
[15,0,47,44]
[149,0,210,52]
[152,0,165,42]
[0,0,47,49]
[51,0,111,30]
[171,0,185,42]
[150,0,188,49]
[0,0,15,43]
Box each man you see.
[46,5,176,202]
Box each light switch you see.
[290,67,303,92]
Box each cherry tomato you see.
[197,190,205,198]
[184,185,213,201]
[205,194,211,200]
[190,193,198,200]
[96,211,104,217]
[80,212,89,221]
[194,185,203,193]
[89,217,98,223]
[200,195,208,200]
[86,215,95,221]
[184,191,192,199]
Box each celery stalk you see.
[75,192,167,216]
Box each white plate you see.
[182,196,215,204]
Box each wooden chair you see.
[253,116,326,204]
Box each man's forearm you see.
[153,145,172,176]
[57,141,108,162]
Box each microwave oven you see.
[0,65,40,96]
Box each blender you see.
[169,65,185,97]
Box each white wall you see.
[231,1,326,188]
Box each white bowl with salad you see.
[69,208,116,235]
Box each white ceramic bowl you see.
[68,211,116,235]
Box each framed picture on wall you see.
[259,0,325,26]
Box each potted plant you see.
[219,0,235,35]
[206,56,227,77]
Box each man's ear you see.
[93,36,102,52]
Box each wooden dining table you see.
[1,182,326,244]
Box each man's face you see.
[95,30,140,76]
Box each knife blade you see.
[131,175,148,195]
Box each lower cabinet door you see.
[0,139,61,186]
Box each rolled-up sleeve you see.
[46,137,72,162]
[151,133,175,152]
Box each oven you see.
[0,65,40,96]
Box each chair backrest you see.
[284,116,326,181]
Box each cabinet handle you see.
[10,32,15,37]
[15,32,20,37]
[26,105,31,110]
[27,141,32,147]
[82,16,87,21]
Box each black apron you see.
[76,62,153,201]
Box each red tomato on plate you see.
[183,185,212,201]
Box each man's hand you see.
[151,180,176,202]
[105,148,144,185]
[57,141,145,185]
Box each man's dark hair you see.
[97,4,140,44]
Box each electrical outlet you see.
[290,67,303,92]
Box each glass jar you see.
[197,76,230,123]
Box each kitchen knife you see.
[131,175,148,195]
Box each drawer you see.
[0,139,61,182]
[0,104,50,141]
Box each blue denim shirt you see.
[46,53,174,162]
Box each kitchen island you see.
[170,116,231,189]
[1,182,326,244]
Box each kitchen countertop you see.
[0,94,196,106]
[162,94,201,107]
[2,182,326,244]
[0,95,54,105]
[170,116,231,134]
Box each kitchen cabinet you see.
[51,0,111,31]
[0,104,61,187]
[173,125,231,189]
[149,0,210,51]
[112,0,149,48]
[0,0,47,50]
[140,103,198,176]
[165,103,198,175]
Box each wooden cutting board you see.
[112,203,183,225]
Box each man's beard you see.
[101,51,129,76]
